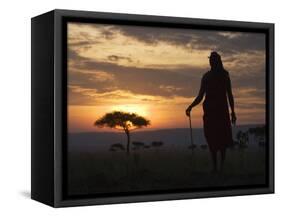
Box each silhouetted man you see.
[186,51,236,172]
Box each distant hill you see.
[68,124,264,153]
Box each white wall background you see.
[0,0,279,215]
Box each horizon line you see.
[69,123,265,134]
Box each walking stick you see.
[188,115,194,147]
[187,114,195,171]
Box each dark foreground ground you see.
[67,146,266,196]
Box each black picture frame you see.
[31,9,274,207]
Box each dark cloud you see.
[68,31,102,49]
[68,49,206,98]
[101,28,116,40]
[112,25,195,46]
[109,25,265,55]
[68,49,265,106]
[232,72,265,91]
[107,55,132,63]
[68,49,82,59]
[68,69,114,93]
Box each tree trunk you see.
[125,130,130,155]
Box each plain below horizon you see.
[69,123,265,134]
[68,124,265,153]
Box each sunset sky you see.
[67,22,266,133]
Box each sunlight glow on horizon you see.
[110,104,149,117]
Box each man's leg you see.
[220,148,226,172]
[211,151,217,173]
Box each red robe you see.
[202,70,233,152]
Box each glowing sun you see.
[110,104,149,117]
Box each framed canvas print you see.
[31,9,274,207]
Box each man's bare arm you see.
[186,77,205,116]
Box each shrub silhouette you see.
[95,111,150,155]
[248,126,265,147]
[132,141,145,150]
[236,130,249,150]
[109,143,125,152]
[151,141,164,147]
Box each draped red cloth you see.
[202,70,233,152]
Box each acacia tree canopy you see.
[94,111,150,131]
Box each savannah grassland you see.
[67,141,266,196]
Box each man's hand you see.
[231,112,237,125]
[186,106,192,117]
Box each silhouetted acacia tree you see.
[94,111,150,155]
